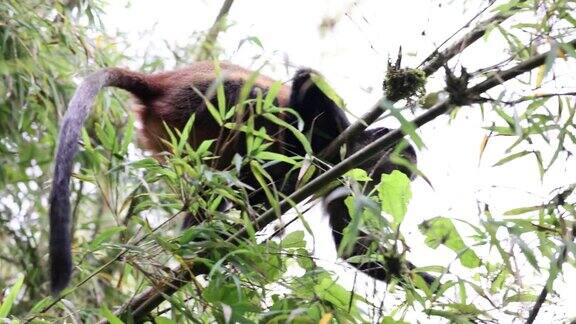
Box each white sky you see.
[102,1,576,322]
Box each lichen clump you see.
[384,67,426,102]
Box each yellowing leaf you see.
[319,313,333,324]
[535,64,546,88]
[478,134,490,163]
[558,47,567,60]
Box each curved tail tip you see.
[50,260,72,296]
[50,273,71,296]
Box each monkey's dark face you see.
[348,127,417,181]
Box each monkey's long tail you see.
[49,68,150,295]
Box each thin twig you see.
[420,0,527,76]
[467,40,576,95]
[525,244,568,324]
[417,0,497,69]
[492,91,576,105]
[320,0,525,161]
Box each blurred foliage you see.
[0,0,125,309]
[0,0,575,323]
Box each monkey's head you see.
[347,127,417,181]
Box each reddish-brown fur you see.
[117,62,290,166]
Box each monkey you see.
[49,61,432,294]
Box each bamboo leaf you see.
[381,99,425,149]
[504,205,545,215]
[310,73,345,108]
[419,217,481,268]
[492,150,531,167]
[99,305,124,324]
[0,274,25,317]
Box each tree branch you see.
[468,40,576,95]
[420,0,526,76]
[320,98,389,160]
[487,91,576,105]
[420,0,498,65]
[320,0,525,160]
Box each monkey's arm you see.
[325,190,437,286]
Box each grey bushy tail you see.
[49,70,108,294]
[49,68,149,294]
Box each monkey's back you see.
[132,61,291,159]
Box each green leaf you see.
[177,114,195,154]
[223,123,274,141]
[263,81,282,109]
[281,230,305,249]
[378,170,412,227]
[339,196,364,256]
[120,112,135,156]
[131,157,161,169]
[504,205,544,216]
[89,226,126,250]
[192,87,223,125]
[534,151,545,181]
[237,36,264,51]
[504,293,537,304]
[296,248,315,270]
[263,113,312,153]
[381,316,409,324]
[196,139,215,156]
[81,128,93,150]
[99,305,124,324]
[492,150,531,167]
[161,121,178,148]
[380,99,425,149]
[313,277,352,309]
[0,274,25,317]
[444,302,485,315]
[494,0,522,14]
[255,151,299,166]
[344,168,372,182]
[95,119,115,151]
[250,160,280,217]
[154,317,177,324]
[296,160,317,189]
[493,104,515,127]
[484,125,514,136]
[419,217,481,268]
[515,237,539,272]
[458,280,467,304]
[214,62,227,117]
[540,42,558,86]
[560,42,576,59]
[309,73,345,108]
